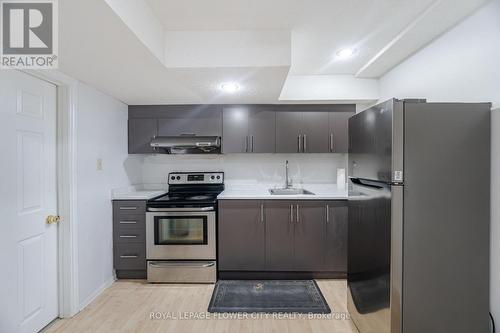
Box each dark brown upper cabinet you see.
[275,106,354,153]
[128,118,157,154]
[129,105,222,137]
[301,112,330,153]
[275,112,302,153]
[128,104,354,155]
[276,111,329,153]
[328,111,353,153]
[222,106,276,153]
[156,106,222,137]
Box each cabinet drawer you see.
[114,227,145,244]
[114,243,146,270]
[113,214,145,231]
[113,201,146,215]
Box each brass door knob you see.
[46,215,61,224]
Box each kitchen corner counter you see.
[111,184,167,200]
[217,183,348,200]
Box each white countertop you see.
[217,182,347,200]
[111,184,167,200]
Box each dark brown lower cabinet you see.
[325,202,348,272]
[218,199,347,275]
[265,201,295,271]
[218,200,266,271]
[112,200,147,279]
[294,201,327,271]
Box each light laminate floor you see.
[44,279,358,333]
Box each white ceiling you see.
[57,0,489,105]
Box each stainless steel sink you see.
[269,188,315,195]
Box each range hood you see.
[150,136,221,154]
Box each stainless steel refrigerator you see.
[347,99,491,333]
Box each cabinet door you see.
[248,108,276,153]
[301,112,330,153]
[325,202,348,272]
[329,112,353,153]
[294,201,326,271]
[222,107,249,153]
[128,118,157,154]
[276,112,302,153]
[157,109,222,136]
[266,201,295,271]
[218,200,266,270]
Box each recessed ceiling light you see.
[336,48,356,60]
[220,82,240,93]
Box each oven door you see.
[146,210,216,260]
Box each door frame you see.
[22,69,80,318]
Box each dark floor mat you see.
[208,280,331,313]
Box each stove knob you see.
[170,176,175,180]
[210,175,215,180]
[176,176,181,180]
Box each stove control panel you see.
[168,172,224,185]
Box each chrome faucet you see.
[285,160,292,188]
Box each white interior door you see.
[0,70,58,333]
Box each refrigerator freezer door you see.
[348,99,404,184]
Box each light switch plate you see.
[96,158,103,171]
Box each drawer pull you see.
[119,221,137,224]
[149,262,215,268]
[120,255,138,259]
[119,235,138,238]
[119,206,137,210]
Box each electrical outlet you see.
[96,158,103,171]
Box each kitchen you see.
[0,0,499,333]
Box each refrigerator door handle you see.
[349,177,386,189]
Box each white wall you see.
[378,0,500,323]
[140,154,347,185]
[75,82,141,309]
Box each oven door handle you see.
[147,206,214,212]
[148,262,215,268]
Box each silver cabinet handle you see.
[147,206,214,212]
[119,206,137,210]
[251,135,254,152]
[119,235,137,238]
[303,134,307,153]
[326,205,329,222]
[245,136,249,152]
[260,204,264,223]
[290,205,294,222]
[120,255,138,259]
[119,221,137,224]
[149,262,215,268]
[297,134,302,153]
[330,133,334,152]
[296,204,299,223]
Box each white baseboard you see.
[78,276,116,312]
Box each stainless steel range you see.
[146,172,224,283]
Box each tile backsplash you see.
[131,153,347,185]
